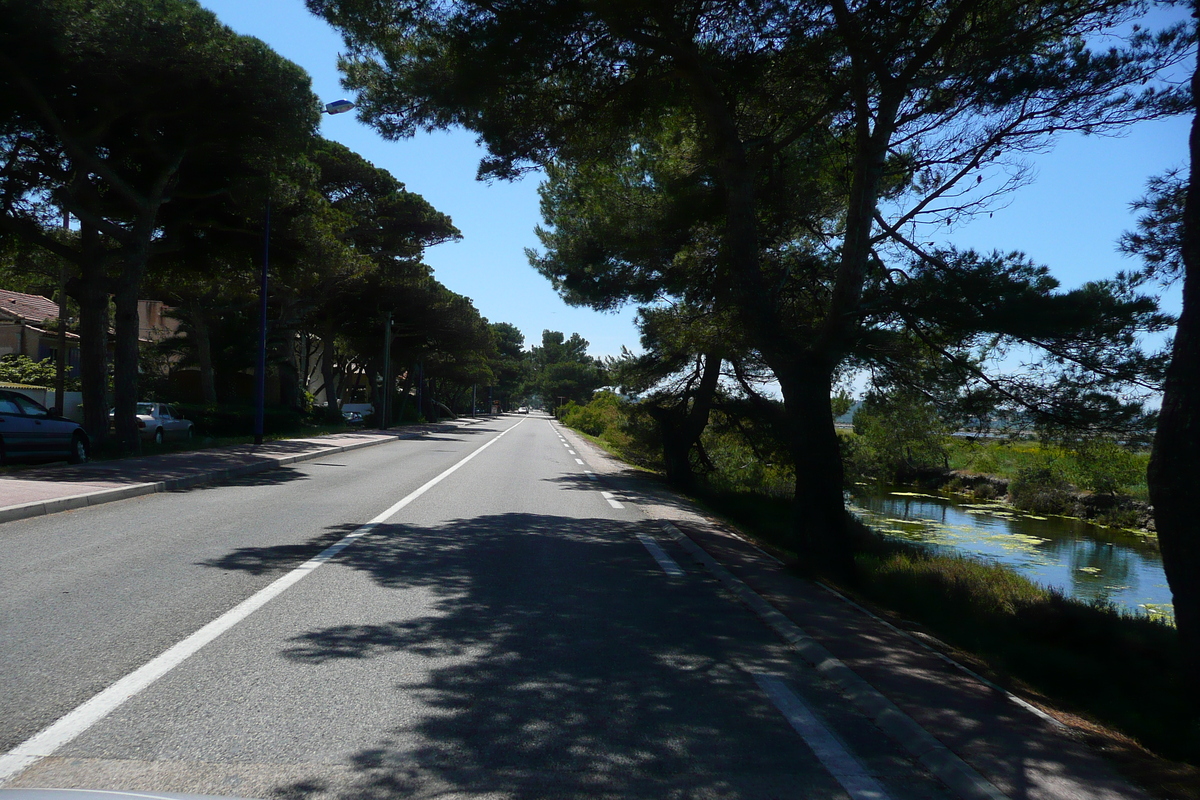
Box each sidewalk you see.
[0,421,480,525]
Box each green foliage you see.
[850,393,949,481]
[697,410,795,498]
[949,438,1150,502]
[528,331,606,406]
[558,393,661,469]
[561,391,622,437]
[0,354,78,390]
[1008,463,1076,514]
[1064,438,1147,497]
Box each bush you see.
[851,392,949,481]
[561,393,622,437]
[1008,464,1075,514]
[1062,438,1146,497]
[0,354,80,390]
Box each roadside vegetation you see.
[558,392,1200,790]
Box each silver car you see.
[111,402,194,444]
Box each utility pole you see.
[381,312,392,429]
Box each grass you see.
[947,437,1151,501]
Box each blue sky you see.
[199,0,1191,362]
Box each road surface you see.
[0,414,957,799]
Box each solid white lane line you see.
[0,418,527,786]
[754,674,892,800]
[600,490,623,509]
[636,533,685,576]
[574,458,585,465]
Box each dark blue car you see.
[0,389,89,465]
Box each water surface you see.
[850,489,1172,623]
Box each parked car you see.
[342,409,364,426]
[0,389,89,464]
[110,403,194,444]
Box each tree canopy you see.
[312,0,1187,571]
[1,0,320,445]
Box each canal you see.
[850,489,1173,623]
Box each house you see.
[0,288,180,373]
[0,288,80,376]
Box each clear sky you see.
[198,0,1191,361]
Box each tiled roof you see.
[0,289,58,324]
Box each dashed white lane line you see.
[0,419,527,786]
[568,450,577,455]
[754,674,892,800]
[636,533,685,576]
[574,458,585,465]
[584,471,598,481]
[600,490,623,509]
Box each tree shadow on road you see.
[196,524,349,576]
[245,513,821,800]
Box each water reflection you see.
[850,489,1173,623]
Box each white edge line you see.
[0,418,526,785]
[635,533,685,576]
[601,491,624,509]
[754,674,891,800]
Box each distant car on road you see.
[110,402,194,445]
[0,389,89,464]
[517,406,529,414]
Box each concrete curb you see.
[658,519,1010,800]
[0,419,487,525]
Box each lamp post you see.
[253,98,354,446]
[381,312,392,429]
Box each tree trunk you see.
[777,355,855,577]
[111,278,142,453]
[319,322,342,422]
[651,352,723,492]
[70,238,110,444]
[1148,40,1200,690]
[188,305,218,404]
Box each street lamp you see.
[322,99,355,115]
[254,98,355,446]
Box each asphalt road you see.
[0,414,957,800]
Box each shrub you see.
[561,392,622,437]
[852,392,949,481]
[1063,438,1147,497]
[1008,463,1076,514]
